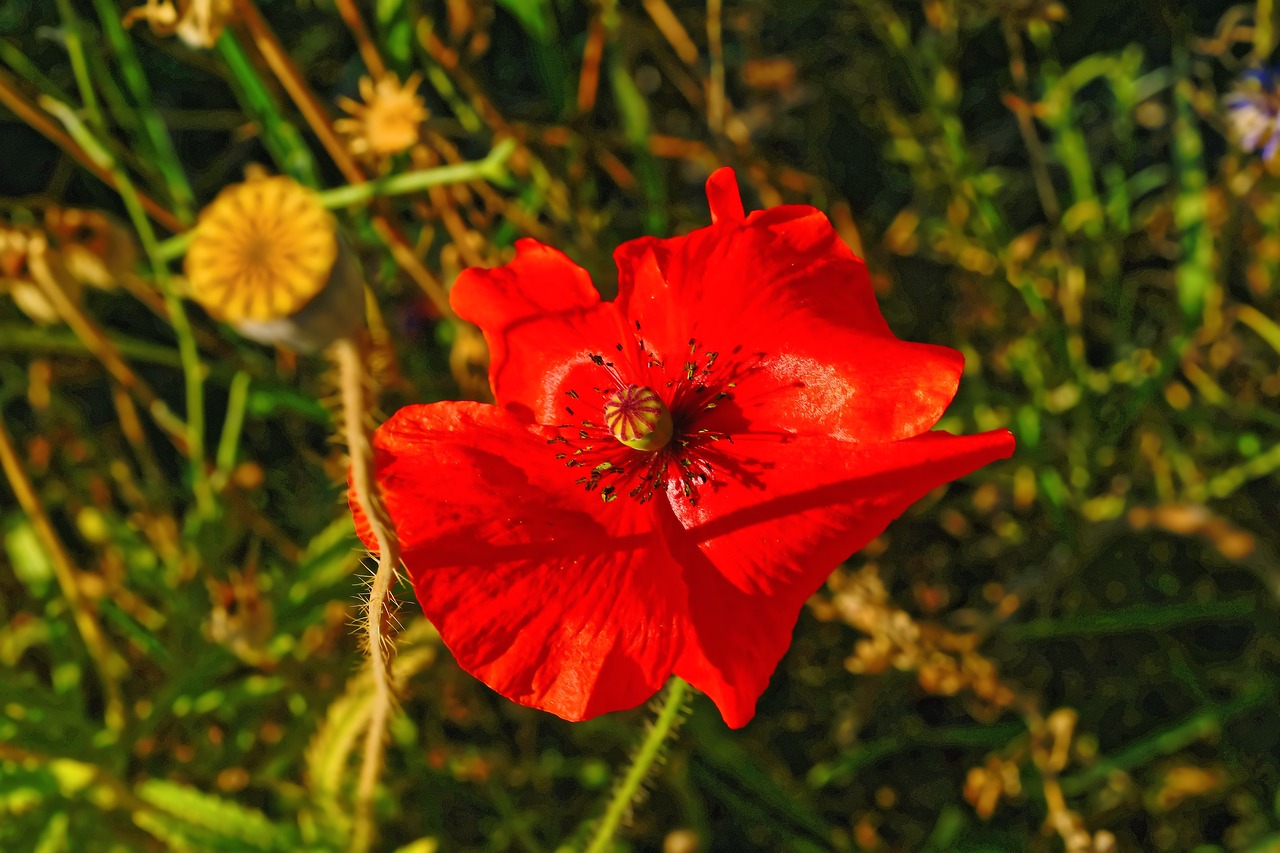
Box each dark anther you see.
[565,407,575,415]
[615,343,623,351]
[589,354,605,366]
[566,389,579,399]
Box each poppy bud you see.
[603,384,672,452]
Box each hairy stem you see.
[332,336,402,853]
[583,677,691,853]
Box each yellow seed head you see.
[185,173,338,324]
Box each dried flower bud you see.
[336,74,429,162]
[123,0,233,49]
[0,227,80,325]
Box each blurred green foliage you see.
[1,0,1279,851]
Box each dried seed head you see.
[336,73,429,162]
[185,171,364,352]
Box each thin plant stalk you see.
[0,69,184,233]
[333,335,403,853]
[582,677,691,853]
[153,141,515,263]
[231,0,362,183]
[0,415,127,733]
[705,0,726,135]
[332,0,387,79]
[40,95,213,516]
[28,257,191,453]
[53,0,103,130]
[230,0,458,318]
[1256,0,1274,62]
[88,0,198,221]
[321,139,514,207]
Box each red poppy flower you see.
[351,169,1014,728]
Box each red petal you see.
[705,167,745,223]
[615,171,962,443]
[665,428,1016,728]
[354,402,686,721]
[451,240,632,424]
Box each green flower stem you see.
[212,371,252,491]
[41,94,212,517]
[88,0,197,221]
[583,677,691,853]
[1256,0,1274,63]
[1059,684,1273,796]
[153,138,516,263]
[53,0,102,131]
[320,137,516,207]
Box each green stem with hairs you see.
[333,336,403,853]
[582,677,690,853]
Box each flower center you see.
[603,385,672,452]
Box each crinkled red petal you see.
[614,170,963,443]
[450,239,633,425]
[664,428,1016,728]
[350,401,686,721]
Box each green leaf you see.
[135,779,296,851]
[4,519,54,597]
[494,0,557,43]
